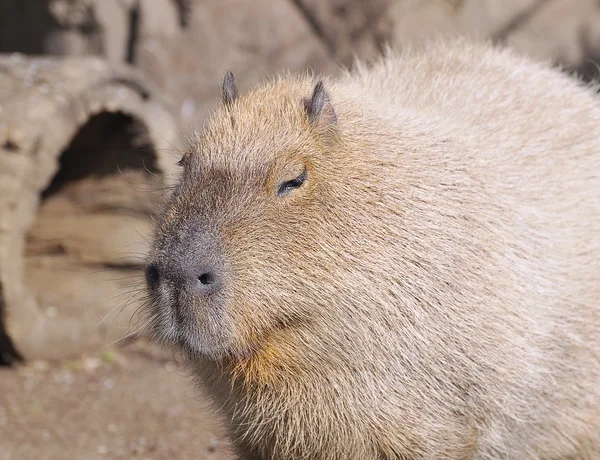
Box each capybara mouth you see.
[151,293,233,358]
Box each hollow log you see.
[0,54,179,362]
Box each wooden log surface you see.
[0,54,180,361]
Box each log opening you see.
[22,111,163,358]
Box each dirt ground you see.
[0,339,234,460]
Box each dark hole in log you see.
[42,112,158,199]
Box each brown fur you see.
[146,39,600,459]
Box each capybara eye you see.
[277,168,307,197]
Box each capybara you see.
[145,40,600,459]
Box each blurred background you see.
[0,1,599,459]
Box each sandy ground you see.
[0,340,233,460]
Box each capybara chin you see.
[144,39,599,459]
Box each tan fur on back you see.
[151,40,600,459]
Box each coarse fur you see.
[146,39,600,459]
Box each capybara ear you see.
[304,81,337,127]
[221,70,238,106]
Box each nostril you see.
[198,272,214,285]
[196,270,221,294]
[145,263,160,288]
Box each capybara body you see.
[145,40,600,459]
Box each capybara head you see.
[145,72,353,360]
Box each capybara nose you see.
[146,259,222,295]
[169,259,222,296]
